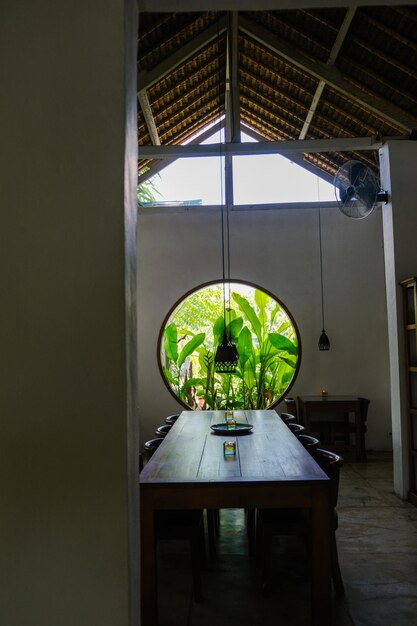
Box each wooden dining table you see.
[140,409,333,625]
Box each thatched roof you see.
[138,7,417,183]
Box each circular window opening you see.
[158,281,301,410]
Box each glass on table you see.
[225,410,236,428]
[223,441,236,456]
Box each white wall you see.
[137,202,391,450]
[0,2,137,625]
[380,141,417,498]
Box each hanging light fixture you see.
[318,204,330,351]
[214,16,238,374]
[214,192,239,372]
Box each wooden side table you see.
[297,396,369,461]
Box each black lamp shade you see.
[318,329,330,351]
[214,331,239,373]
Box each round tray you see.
[210,423,253,435]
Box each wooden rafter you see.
[239,13,417,132]
[299,6,356,139]
[139,136,383,159]
[138,90,160,145]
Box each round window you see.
[158,281,301,410]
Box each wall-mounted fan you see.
[334,160,388,219]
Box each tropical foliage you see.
[137,176,161,205]
[159,283,299,410]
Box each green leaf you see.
[213,316,225,346]
[232,293,262,344]
[255,289,268,327]
[279,355,297,368]
[268,333,298,356]
[164,322,178,363]
[178,332,206,369]
[163,366,177,386]
[276,321,291,334]
[228,316,243,343]
[237,326,253,366]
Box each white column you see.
[380,140,417,498]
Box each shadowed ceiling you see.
[138,6,417,184]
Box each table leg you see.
[140,491,157,626]
[355,409,363,461]
[311,486,332,626]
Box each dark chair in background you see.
[143,437,164,463]
[298,434,320,451]
[280,412,296,425]
[287,422,305,437]
[164,413,180,425]
[155,424,172,438]
[256,448,344,597]
[284,397,298,419]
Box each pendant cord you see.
[218,19,227,334]
[226,176,231,326]
[318,204,325,330]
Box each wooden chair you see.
[280,412,296,425]
[256,448,344,597]
[284,397,298,419]
[155,424,172,438]
[140,445,205,602]
[143,437,163,463]
[164,413,180,425]
[298,434,320,451]
[287,422,305,437]
[312,448,344,596]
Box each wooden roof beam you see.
[138,90,161,145]
[225,11,241,144]
[239,13,417,132]
[299,6,356,139]
[139,136,384,159]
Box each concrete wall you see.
[0,2,137,625]
[137,202,392,451]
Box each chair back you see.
[284,397,298,418]
[165,413,180,425]
[287,422,305,437]
[280,412,296,425]
[313,448,343,508]
[143,437,164,462]
[155,424,172,438]
[298,434,320,450]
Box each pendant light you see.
[318,204,330,351]
[214,192,239,372]
[214,17,238,373]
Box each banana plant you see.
[160,287,299,410]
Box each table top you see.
[298,395,361,403]
[140,409,329,486]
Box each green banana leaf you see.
[164,322,178,363]
[178,332,206,369]
[237,326,253,366]
[232,293,262,345]
[268,332,298,356]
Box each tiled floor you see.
[157,453,417,625]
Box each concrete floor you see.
[157,453,417,625]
